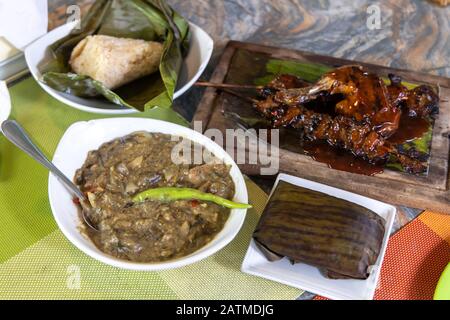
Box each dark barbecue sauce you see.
[301,114,430,175]
[388,113,430,144]
[303,140,384,176]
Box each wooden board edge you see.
[226,40,450,88]
[191,44,237,131]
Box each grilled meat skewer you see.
[254,98,425,173]
[195,65,438,174]
[386,73,439,118]
[253,67,438,174]
[265,66,438,124]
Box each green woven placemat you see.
[0,77,302,299]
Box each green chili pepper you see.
[132,187,252,209]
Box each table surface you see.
[42,0,449,299]
[45,0,448,229]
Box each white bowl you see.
[25,21,213,114]
[0,81,11,124]
[48,118,249,270]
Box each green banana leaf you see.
[39,0,190,111]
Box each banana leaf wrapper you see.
[39,0,190,111]
[253,181,386,280]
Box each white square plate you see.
[241,173,396,300]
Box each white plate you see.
[0,81,11,124]
[25,21,213,114]
[0,52,27,82]
[241,173,396,300]
[48,118,249,271]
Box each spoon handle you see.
[1,120,86,200]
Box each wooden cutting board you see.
[192,41,450,213]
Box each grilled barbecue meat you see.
[266,67,439,122]
[253,66,439,174]
[255,98,425,173]
[269,66,402,138]
[386,73,439,118]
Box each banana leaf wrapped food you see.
[253,181,386,279]
[39,0,190,111]
[69,35,163,90]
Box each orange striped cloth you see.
[314,211,450,300]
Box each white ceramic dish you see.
[48,118,249,271]
[0,81,11,125]
[241,173,396,300]
[25,21,213,114]
[0,52,27,82]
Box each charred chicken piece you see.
[269,66,402,138]
[252,66,439,174]
[386,73,439,118]
[253,99,426,173]
[265,66,439,134]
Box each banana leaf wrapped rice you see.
[253,181,386,279]
[39,0,190,111]
[69,35,164,90]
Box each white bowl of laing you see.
[48,117,249,271]
[25,21,213,114]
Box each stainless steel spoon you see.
[1,120,98,230]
